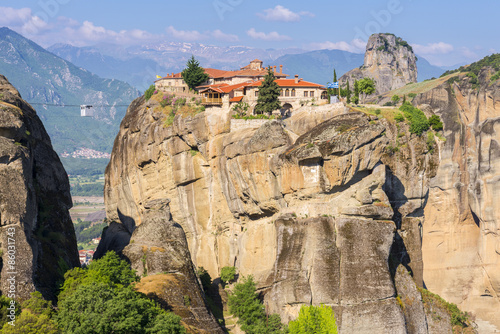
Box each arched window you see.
[285,89,290,97]
[291,89,296,97]
[280,89,283,96]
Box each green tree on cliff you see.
[181,56,209,90]
[358,77,376,103]
[353,80,360,104]
[254,67,282,115]
[333,69,338,96]
[288,304,338,334]
[346,80,351,104]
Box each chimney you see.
[273,65,276,72]
[280,65,283,74]
[295,75,299,84]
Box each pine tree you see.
[254,67,282,115]
[181,56,209,90]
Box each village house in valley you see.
[154,59,327,113]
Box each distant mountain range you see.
[49,41,448,90]
[0,27,140,155]
[0,26,455,157]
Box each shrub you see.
[428,114,443,131]
[288,304,338,334]
[391,95,401,104]
[383,101,393,106]
[220,266,236,284]
[427,132,435,152]
[399,103,429,135]
[374,109,382,115]
[408,93,417,98]
[144,84,156,101]
[394,113,405,122]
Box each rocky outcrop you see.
[123,199,224,334]
[340,33,418,96]
[0,74,79,301]
[101,90,452,332]
[412,68,500,331]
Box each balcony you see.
[202,97,223,106]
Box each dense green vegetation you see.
[62,158,109,177]
[228,276,286,334]
[58,251,185,333]
[399,102,430,135]
[288,304,338,334]
[1,292,58,334]
[74,220,105,244]
[254,67,282,115]
[1,252,186,333]
[220,266,236,285]
[71,182,104,196]
[441,53,500,78]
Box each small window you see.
[255,91,259,97]
[280,90,283,96]
[304,91,308,97]
[310,91,314,97]
[291,89,296,97]
[285,89,290,97]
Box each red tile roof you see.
[230,96,244,102]
[199,81,253,94]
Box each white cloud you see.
[0,7,161,47]
[166,26,205,41]
[460,47,478,59]
[212,29,239,42]
[309,39,366,53]
[257,5,314,22]
[412,42,454,55]
[247,28,291,41]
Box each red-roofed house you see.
[155,59,287,95]
[155,59,327,113]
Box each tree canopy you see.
[254,67,282,115]
[181,56,209,90]
[56,251,186,334]
[228,276,285,334]
[288,304,338,334]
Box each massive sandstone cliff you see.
[340,33,418,96]
[101,92,461,332]
[413,68,500,331]
[0,75,79,301]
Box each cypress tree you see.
[254,67,282,115]
[353,79,360,104]
[181,56,209,90]
[346,80,351,104]
[333,69,338,96]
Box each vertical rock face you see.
[122,199,224,334]
[0,74,79,301]
[413,69,500,331]
[340,33,418,96]
[102,92,451,332]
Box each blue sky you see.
[1,0,498,66]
